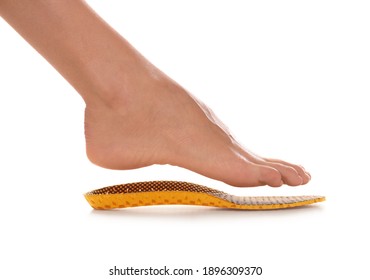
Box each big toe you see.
[216,160,282,187]
[264,159,311,185]
[255,164,283,187]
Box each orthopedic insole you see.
[84,181,325,210]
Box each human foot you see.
[0,0,310,187]
[84,66,310,187]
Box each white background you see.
[0,0,369,279]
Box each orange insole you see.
[84,181,325,210]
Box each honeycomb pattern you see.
[84,181,325,210]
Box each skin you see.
[0,0,310,187]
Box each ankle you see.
[91,71,180,115]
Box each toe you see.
[264,162,303,186]
[220,160,282,188]
[255,164,283,187]
[264,159,311,185]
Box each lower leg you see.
[0,0,151,107]
[0,0,310,187]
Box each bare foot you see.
[84,63,310,187]
[0,0,310,187]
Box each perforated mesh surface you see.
[86,181,223,195]
[85,181,325,208]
